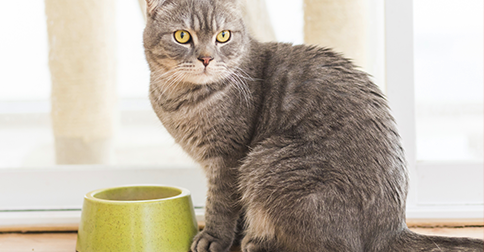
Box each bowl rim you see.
[84,184,191,204]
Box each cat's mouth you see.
[186,68,219,85]
[169,61,229,85]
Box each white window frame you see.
[0,0,482,230]
[385,0,483,220]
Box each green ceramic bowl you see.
[76,185,198,252]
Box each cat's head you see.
[143,0,249,87]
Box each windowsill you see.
[0,209,481,233]
[0,209,206,233]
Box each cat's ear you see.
[145,0,168,17]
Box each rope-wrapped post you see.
[45,0,117,164]
[304,0,368,70]
[240,0,276,42]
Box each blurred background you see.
[0,0,481,168]
[0,0,480,227]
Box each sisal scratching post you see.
[240,0,276,42]
[45,0,117,164]
[138,0,147,22]
[304,0,368,69]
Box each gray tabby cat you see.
[143,0,484,251]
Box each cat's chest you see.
[154,91,241,160]
[159,94,222,135]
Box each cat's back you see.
[249,40,407,206]
[261,42,357,79]
[241,42,409,248]
[251,41,394,144]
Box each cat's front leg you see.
[191,159,241,252]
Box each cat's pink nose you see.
[198,56,214,67]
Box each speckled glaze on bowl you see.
[76,185,198,252]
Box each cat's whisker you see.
[153,66,180,78]
[163,70,187,94]
[229,69,252,92]
[155,70,179,91]
[152,64,191,81]
[230,74,250,102]
[153,70,186,102]
[149,69,180,102]
[222,70,252,107]
[233,66,260,81]
[151,68,181,84]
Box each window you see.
[0,0,481,229]
[386,0,483,219]
[414,0,483,162]
[0,0,205,228]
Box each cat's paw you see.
[191,230,232,252]
[241,237,279,252]
[242,242,268,252]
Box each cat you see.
[143,0,484,251]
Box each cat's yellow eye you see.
[216,30,231,43]
[174,30,191,44]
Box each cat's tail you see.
[387,229,483,252]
